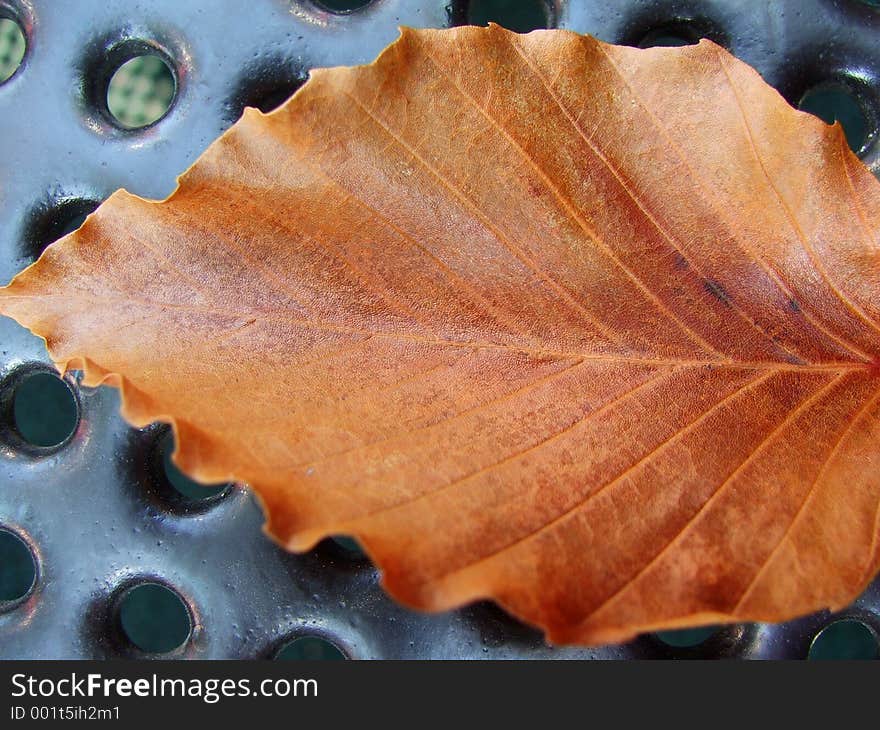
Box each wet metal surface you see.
[0,0,878,659]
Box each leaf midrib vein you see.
[4,290,873,373]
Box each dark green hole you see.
[29,199,101,261]
[118,583,192,654]
[0,18,26,84]
[275,636,346,660]
[313,0,373,12]
[330,535,366,559]
[799,83,871,153]
[55,207,97,239]
[253,85,300,114]
[808,620,879,660]
[160,432,229,502]
[654,625,718,648]
[467,0,550,33]
[12,372,78,448]
[107,54,175,129]
[638,29,696,48]
[0,529,36,604]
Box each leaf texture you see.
[3,25,880,645]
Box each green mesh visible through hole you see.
[467,0,550,33]
[276,636,346,660]
[12,372,78,448]
[808,620,879,660]
[799,83,871,154]
[118,583,192,653]
[106,54,175,129]
[0,18,25,83]
[0,529,36,604]
[330,535,367,559]
[160,431,229,502]
[654,625,719,648]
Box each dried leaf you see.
[3,25,880,645]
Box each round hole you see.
[808,619,879,660]
[799,82,872,154]
[52,204,98,239]
[118,582,192,654]
[654,625,719,648]
[312,0,373,12]
[0,528,37,607]
[0,17,26,84]
[228,70,307,121]
[250,85,300,114]
[330,535,367,559]
[275,636,347,660]
[626,17,727,50]
[11,371,79,448]
[25,198,101,261]
[106,54,175,129]
[467,0,551,33]
[638,29,697,48]
[158,431,230,503]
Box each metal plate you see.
[1,0,879,659]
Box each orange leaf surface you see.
[3,25,880,645]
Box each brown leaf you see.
[3,25,880,645]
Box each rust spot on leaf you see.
[703,279,732,307]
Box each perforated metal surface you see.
[1,0,879,659]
